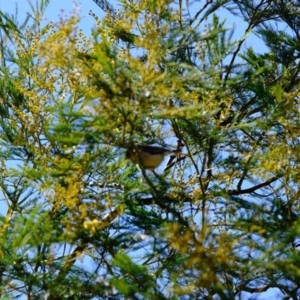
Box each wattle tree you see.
[0,0,300,299]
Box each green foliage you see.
[1,0,300,299]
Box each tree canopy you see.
[1,0,300,299]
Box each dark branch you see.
[229,176,280,195]
[137,195,193,206]
[237,283,290,296]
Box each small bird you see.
[126,144,181,171]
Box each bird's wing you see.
[136,144,172,154]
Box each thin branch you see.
[55,207,122,280]
[224,0,271,82]
[137,195,193,206]
[229,176,280,195]
[237,283,290,296]
[237,154,252,191]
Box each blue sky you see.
[0,1,280,299]
[0,0,267,50]
[0,0,102,33]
